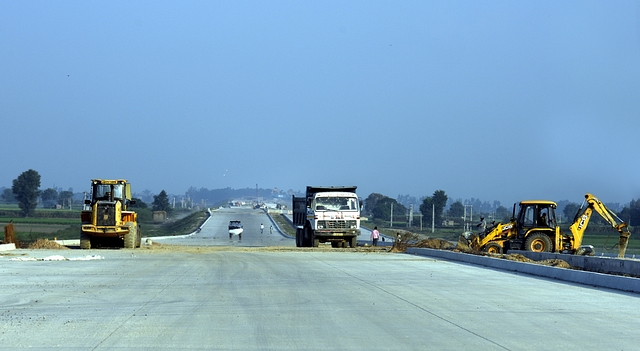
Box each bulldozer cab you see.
[515,201,557,239]
[87,179,133,208]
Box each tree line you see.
[2,169,174,217]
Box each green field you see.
[1,207,209,247]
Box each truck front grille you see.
[317,220,356,229]
[96,203,116,226]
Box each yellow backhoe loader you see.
[460,193,631,258]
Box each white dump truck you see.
[292,186,361,248]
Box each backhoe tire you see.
[525,233,553,253]
[124,222,138,249]
[483,242,503,254]
[80,232,91,250]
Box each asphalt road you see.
[1,209,639,350]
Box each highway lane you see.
[153,207,295,247]
[1,246,639,350]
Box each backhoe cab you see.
[80,179,141,249]
[461,194,630,258]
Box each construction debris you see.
[28,239,70,250]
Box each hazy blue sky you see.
[1,1,639,205]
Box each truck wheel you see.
[525,233,552,252]
[313,237,319,247]
[350,237,357,248]
[295,229,301,247]
[80,232,91,250]
[124,222,137,249]
[303,227,313,247]
[331,242,339,248]
[483,242,503,254]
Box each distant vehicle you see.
[229,220,243,240]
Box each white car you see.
[228,220,243,240]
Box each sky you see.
[1,0,640,206]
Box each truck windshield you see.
[315,197,358,211]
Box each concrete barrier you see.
[508,250,640,276]
[406,248,640,294]
[0,243,16,251]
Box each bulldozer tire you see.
[525,233,552,253]
[80,232,91,250]
[483,242,503,254]
[124,222,137,249]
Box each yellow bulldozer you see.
[80,179,141,249]
[460,193,631,258]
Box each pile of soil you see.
[412,238,455,250]
[27,239,70,250]
[486,252,572,268]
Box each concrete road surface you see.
[1,246,638,350]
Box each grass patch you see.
[272,213,295,237]
[2,209,210,247]
[142,210,209,237]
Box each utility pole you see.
[390,202,394,227]
[408,204,413,227]
[432,203,435,233]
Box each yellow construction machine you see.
[460,193,631,258]
[80,179,140,249]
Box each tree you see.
[496,205,511,222]
[420,190,448,226]
[129,198,147,208]
[12,169,41,217]
[620,199,640,227]
[370,196,407,222]
[152,190,172,213]
[364,193,387,216]
[420,190,449,225]
[420,197,434,225]
[58,190,74,209]
[1,188,16,203]
[448,201,464,218]
[41,188,58,208]
[563,203,580,223]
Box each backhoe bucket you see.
[457,232,474,251]
[617,232,630,258]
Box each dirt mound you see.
[485,252,572,268]
[28,239,70,250]
[412,238,455,250]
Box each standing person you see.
[260,223,264,234]
[371,226,380,246]
[477,216,487,235]
[270,225,273,234]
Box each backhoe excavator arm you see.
[569,193,631,258]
